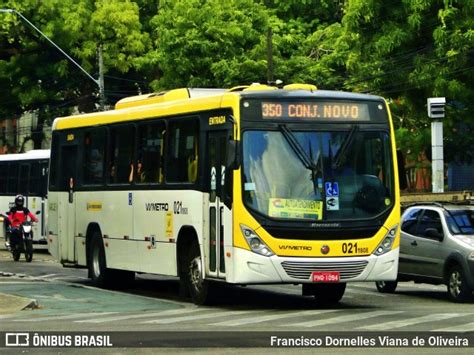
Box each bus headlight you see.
[240,224,274,257]
[373,225,398,256]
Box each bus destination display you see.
[261,102,370,120]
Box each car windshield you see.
[242,129,394,221]
[446,209,474,235]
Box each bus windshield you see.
[242,129,394,221]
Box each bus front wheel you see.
[183,242,212,305]
[304,283,346,304]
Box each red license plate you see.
[311,271,340,283]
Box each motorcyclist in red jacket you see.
[5,195,38,249]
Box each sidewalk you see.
[0,245,44,315]
[0,291,38,315]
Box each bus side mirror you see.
[226,140,240,170]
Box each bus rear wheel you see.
[88,232,135,289]
[89,232,113,287]
[183,242,212,305]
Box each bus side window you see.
[187,135,198,183]
[84,129,106,185]
[166,120,198,183]
[137,122,164,184]
[0,162,7,194]
[7,162,18,194]
[108,125,135,184]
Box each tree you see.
[148,0,272,89]
[307,0,474,162]
[0,0,151,143]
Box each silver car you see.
[376,202,474,302]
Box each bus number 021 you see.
[342,242,357,254]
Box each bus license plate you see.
[311,271,340,283]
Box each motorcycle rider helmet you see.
[14,194,25,208]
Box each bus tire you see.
[184,242,212,305]
[88,232,113,288]
[307,283,346,304]
[375,280,397,293]
[447,265,471,303]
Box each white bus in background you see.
[0,149,50,247]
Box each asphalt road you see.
[1,247,474,335]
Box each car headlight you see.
[240,224,274,257]
[373,225,398,256]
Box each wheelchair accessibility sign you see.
[325,182,339,197]
[325,182,339,211]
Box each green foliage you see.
[0,0,151,121]
[148,0,270,89]
[0,0,473,163]
[396,127,431,163]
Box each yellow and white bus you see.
[0,149,50,247]
[48,84,401,304]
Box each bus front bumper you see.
[227,247,399,284]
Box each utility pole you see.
[98,45,105,111]
[267,27,274,84]
[427,97,446,193]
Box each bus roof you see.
[52,85,385,131]
[0,149,50,162]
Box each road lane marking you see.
[76,307,201,323]
[345,288,386,297]
[287,310,403,327]
[359,313,462,330]
[50,276,88,281]
[15,312,119,322]
[210,310,340,327]
[434,322,474,332]
[0,281,46,284]
[38,274,58,279]
[142,310,256,324]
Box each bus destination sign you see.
[261,102,370,121]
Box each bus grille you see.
[281,260,368,280]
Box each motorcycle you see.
[8,220,34,262]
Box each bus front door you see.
[58,145,78,263]
[207,130,232,279]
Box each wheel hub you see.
[449,271,461,297]
[92,246,101,278]
[190,256,203,292]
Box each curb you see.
[22,298,40,310]
[0,292,40,315]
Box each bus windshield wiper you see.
[332,124,359,170]
[279,124,320,177]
